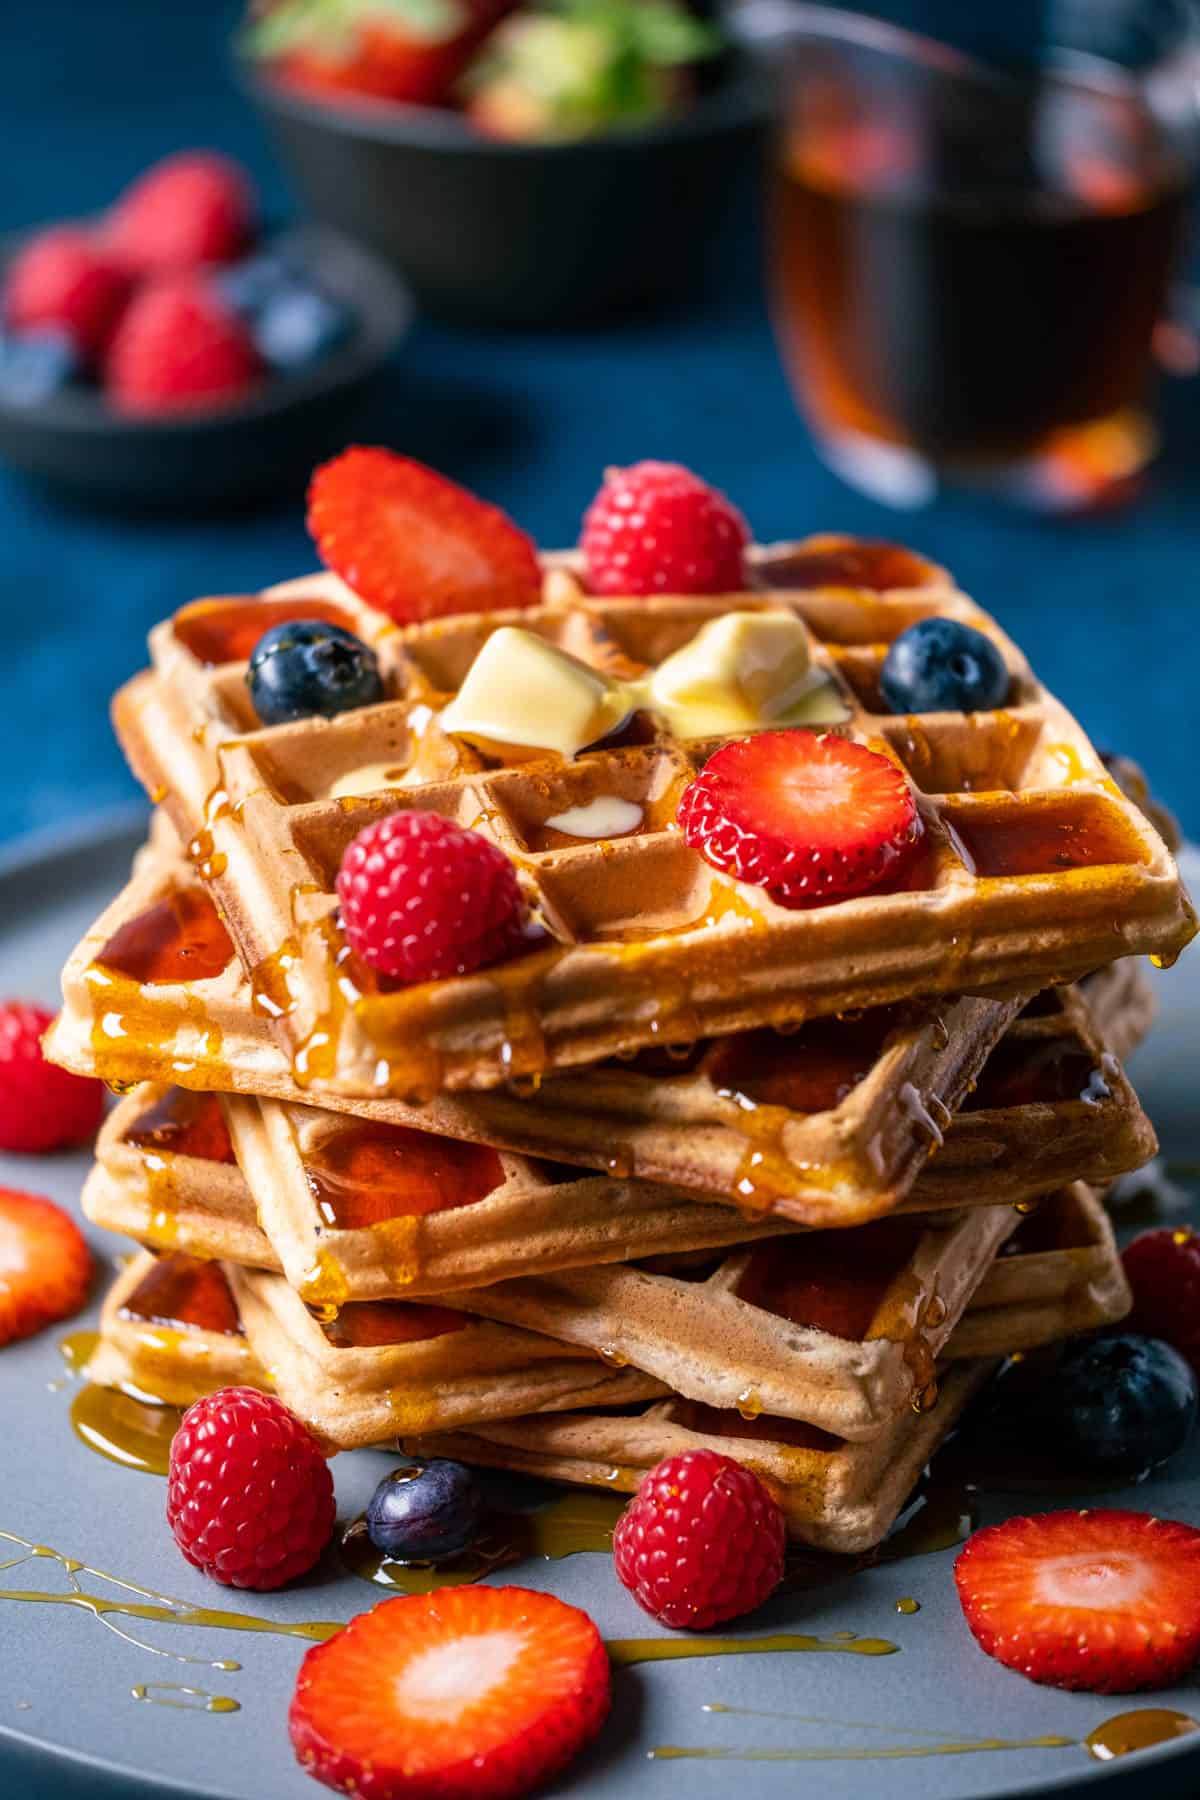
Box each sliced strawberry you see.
[307,447,542,624]
[0,1187,93,1347]
[289,1585,610,1800]
[678,730,922,908]
[954,1509,1200,1694]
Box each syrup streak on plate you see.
[651,1700,1076,1762]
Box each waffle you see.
[225,1263,667,1449]
[1079,955,1157,1062]
[951,1184,1131,1357]
[428,1186,1127,1439]
[409,1358,998,1554]
[56,828,1155,1231]
[106,538,1193,1100]
[83,1087,798,1299]
[86,1251,267,1406]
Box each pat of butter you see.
[438,612,849,761]
[327,761,409,800]
[648,613,848,738]
[545,797,644,839]
[439,627,632,758]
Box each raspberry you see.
[5,226,131,361]
[580,461,750,596]
[337,810,527,983]
[0,1187,93,1347]
[105,276,263,416]
[0,1001,105,1152]
[613,1448,786,1629]
[1123,1227,1200,1377]
[678,731,923,908]
[167,1387,335,1590]
[106,151,255,275]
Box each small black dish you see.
[0,223,411,510]
[243,55,769,327]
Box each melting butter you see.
[545,797,644,839]
[647,613,846,738]
[439,614,850,758]
[439,628,633,758]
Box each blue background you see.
[1,0,1197,845]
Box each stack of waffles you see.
[49,534,1195,1555]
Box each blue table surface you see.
[1,0,1198,850]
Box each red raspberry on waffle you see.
[337,810,528,982]
[581,460,750,596]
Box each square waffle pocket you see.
[57,830,1155,1230]
[429,1187,1128,1441]
[407,1357,999,1554]
[107,538,1194,1099]
[87,1250,268,1407]
[428,1204,1027,1440]
[949,1183,1131,1358]
[225,1264,667,1449]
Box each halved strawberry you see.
[307,448,542,624]
[0,1187,93,1347]
[289,1585,610,1800]
[955,1509,1200,1693]
[678,730,923,907]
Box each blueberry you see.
[366,1460,483,1563]
[215,248,301,319]
[253,284,353,372]
[0,328,81,406]
[246,619,384,725]
[1011,1334,1197,1475]
[880,617,1009,714]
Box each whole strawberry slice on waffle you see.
[289,1585,610,1800]
[0,1188,92,1346]
[679,730,924,907]
[955,1509,1200,1693]
[307,446,542,623]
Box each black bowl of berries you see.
[0,150,411,508]
[240,0,768,325]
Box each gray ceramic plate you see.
[2,812,1200,1800]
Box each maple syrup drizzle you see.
[132,1681,240,1715]
[658,1702,1200,1767]
[1085,1709,1200,1761]
[70,1385,184,1475]
[0,1532,251,1669]
[610,1632,897,1666]
[651,1733,1074,1762]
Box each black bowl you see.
[0,223,411,510]
[244,57,769,326]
